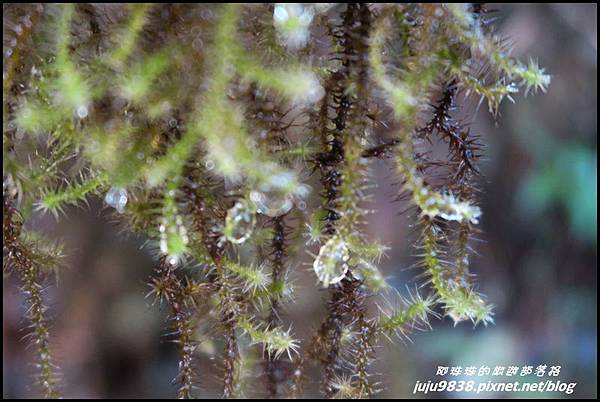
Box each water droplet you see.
[506,82,519,93]
[250,190,293,217]
[192,37,204,51]
[76,105,89,119]
[205,160,215,170]
[273,4,314,49]
[298,8,313,25]
[190,26,201,36]
[159,215,189,262]
[168,118,178,128]
[160,238,168,253]
[104,187,128,214]
[266,170,295,191]
[313,237,349,287]
[273,5,289,24]
[224,200,255,244]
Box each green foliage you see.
[3,3,549,399]
[517,138,597,244]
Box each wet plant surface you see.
[4,3,593,399]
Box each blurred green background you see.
[3,3,597,398]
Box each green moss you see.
[3,4,549,398]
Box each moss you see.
[3,4,549,398]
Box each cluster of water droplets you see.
[313,236,350,287]
[104,187,128,214]
[273,3,314,50]
[159,215,189,266]
[224,199,255,244]
[189,25,204,52]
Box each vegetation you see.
[3,3,549,398]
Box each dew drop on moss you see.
[104,187,128,214]
[313,237,349,287]
[250,190,293,217]
[76,105,88,119]
[224,200,255,244]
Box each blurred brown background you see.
[3,3,597,398]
